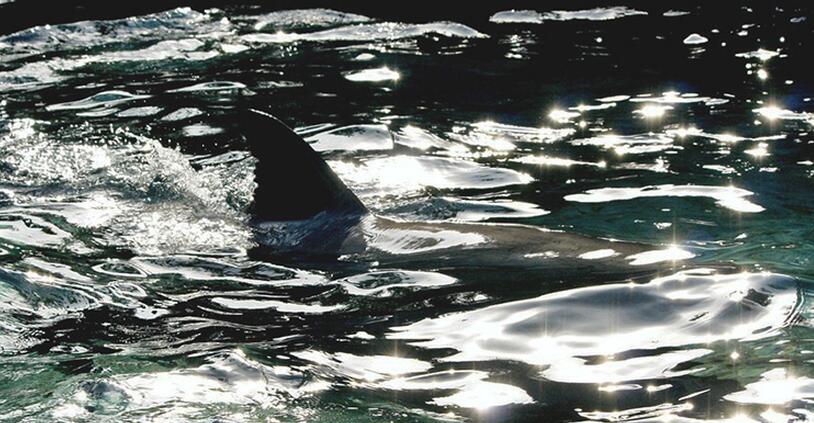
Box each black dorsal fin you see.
[242,109,367,221]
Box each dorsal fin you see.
[242,109,367,221]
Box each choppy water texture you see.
[1,2,814,422]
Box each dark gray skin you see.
[254,212,659,271]
[245,109,686,271]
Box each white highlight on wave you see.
[564,184,765,213]
[389,269,798,385]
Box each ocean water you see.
[1,2,814,422]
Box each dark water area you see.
[1,1,814,422]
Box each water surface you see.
[1,2,814,422]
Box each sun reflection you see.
[718,133,744,143]
[431,381,533,409]
[635,104,672,119]
[754,105,814,126]
[332,155,533,197]
[745,142,769,158]
[626,245,695,265]
[549,108,581,123]
[513,155,606,168]
[646,384,672,393]
[294,350,432,383]
[761,409,796,423]
[755,106,784,120]
[736,48,780,61]
[565,184,765,213]
[683,33,709,45]
[668,126,702,138]
[579,248,617,260]
[51,349,325,419]
[390,268,798,382]
[726,368,814,405]
[344,66,400,82]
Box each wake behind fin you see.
[242,109,367,221]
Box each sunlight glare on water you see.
[1,2,814,422]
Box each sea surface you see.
[1,2,814,422]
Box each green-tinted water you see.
[1,3,814,422]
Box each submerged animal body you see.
[244,110,672,270]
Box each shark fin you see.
[242,109,367,221]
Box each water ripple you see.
[390,269,799,374]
